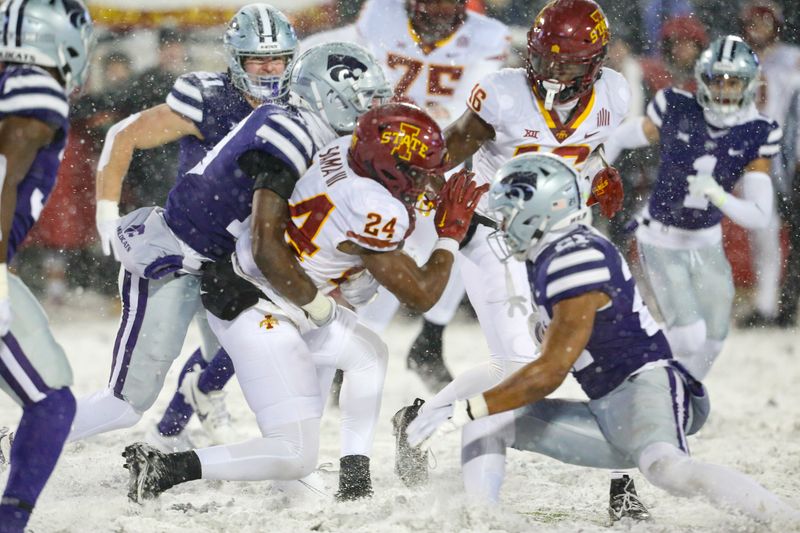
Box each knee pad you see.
[665,320,707,356]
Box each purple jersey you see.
[163,104,316,261]
[646,88,782,230]
[529,226,672,399]
[0,65,69,260]
[165,71,253,185]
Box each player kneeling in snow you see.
[407,152,799,524]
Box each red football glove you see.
[434,169,489,242]
[586,165,624,219]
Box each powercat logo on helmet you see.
[380,123,429,161]
[327,54,368,82]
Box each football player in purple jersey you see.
[73,4,299,451]
[604,36,780,381]
[407,152,799,525]
[0,0,93,530]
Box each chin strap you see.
[541,80,563,111]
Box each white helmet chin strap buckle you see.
[541,79,562,110]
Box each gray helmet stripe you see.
[14,0,29,47]
[5,0,25,47]
[721,36,735,63]
[257,4,273,43]
[254,6,265,43]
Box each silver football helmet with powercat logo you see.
[487,153,588,260]
[290,42,392,134]
[224,3,298,102]
[0,0,94,93]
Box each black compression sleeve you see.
[238,149,299,200]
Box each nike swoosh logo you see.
[584,131,599,139]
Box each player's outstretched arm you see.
[443,109,495,169]
[602,115,660,164]
[482,291,609,414]
[0,115,56,333]
[96,104,201,204]
[407,290,609,446]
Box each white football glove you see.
[407,397,488,448]
[96,199,120,258]
[338,270,379,307]
[687,174,727,207]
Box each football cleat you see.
[122,443,176,502]
[0,427,14,471]
[609,474,651,522]
[179,366,233,444]
[335,454,373,501]
[392,399,429,487]
[406,321,453,394]
[144,425,194,453]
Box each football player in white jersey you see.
[392,0,643,519]
[302,0,511,392]
[737,0,800,328]
[123,103,487,502]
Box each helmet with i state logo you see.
[347,102,447,205]
[526,0,610,110]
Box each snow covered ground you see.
[2,304,799,532]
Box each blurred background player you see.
[0,0,94,531]
[70,4,298,449]
[737,0,800,328]
[407,152,800,525]
[301,0,510,392]
[605,35,781,380]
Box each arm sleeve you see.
[239,149,299,200]
[603,116,650,163]
[717,171,774,230]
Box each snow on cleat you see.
[608,474,651,522]
[0,427,13,471]
[144,425,194,453]
[335,455,373,501]
[392,398,429,487]
[122,443,175,503]
[179,366,233,444]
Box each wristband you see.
[466,394,489,420]
[96,199,120,222]
[0,263,8,300]
[301,291,333,323]
[433,238,459,256]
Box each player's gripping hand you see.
[434,170,489,243]
[687,174,727,207]
[96,199,121,258]
[407,396,489,448]
[301,291,338,328]
[586,166,624,219]
[339,270,379,307]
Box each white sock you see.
[640,443,800,523]
[68,388,141,442]
[197,417,319,481]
